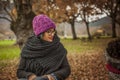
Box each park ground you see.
[0,38,114,80]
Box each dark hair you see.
[106,38,120,59]
[37,33,44,39]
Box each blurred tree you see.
[57,0,78,39]
[116,0,120,26]
[0,0,107,47]
[95,0,120,38]
[76,0,101,41]
[0,0,35,49]
[33,0,78,39]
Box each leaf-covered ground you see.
[0,52,109,80]
[0,38,113,80]
[67,52,108,80]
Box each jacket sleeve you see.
[52,56,71,80]
[17,57,35,79]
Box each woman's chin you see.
[47,39,53,42]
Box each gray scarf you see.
[21,34,67,58]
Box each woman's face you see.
[42,28,56,42]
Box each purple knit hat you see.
[32,14,56,36]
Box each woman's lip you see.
[49,37,53,40]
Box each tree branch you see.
[114,1,119,14]
[75,13,80,19]
[0,16,12,22]
[3,7,14,21]
[13,0,17,10]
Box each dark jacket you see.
[17,34,71,80]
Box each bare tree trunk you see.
[10,0,36,49]
[70,20,77,40]
[11,12,35,49]
[85,21,92,41]
[111,17,117,38]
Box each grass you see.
[0,38,113,60]
[61,38,112,54]
[0,38,114,80]
[0,40,20,60]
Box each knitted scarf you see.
[20,34,67,75]
[21,34,67,58]
[105,52,120,80]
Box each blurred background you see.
[0,0,120,80]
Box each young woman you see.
[17,14,71,80]
[105,39,120,80]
